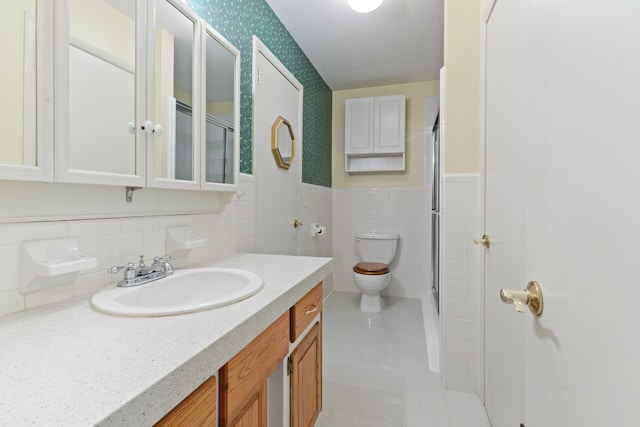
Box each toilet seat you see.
[353,262,389,275]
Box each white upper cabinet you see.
[201,24,240,191]
[145,0,202,190]
[0,0,54,182]
[6,0,241,190]
[56,0,145,186]
[344,94,406,172]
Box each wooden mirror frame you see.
[271,115,296,170]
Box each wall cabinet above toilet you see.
[344,95,406,173]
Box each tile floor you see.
[316,291,491,427]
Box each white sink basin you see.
[91,268,264,316]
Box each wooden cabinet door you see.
[290,322,321,427]
[220,311,289,426]
[230,382,267,427]
[154,376,216,426]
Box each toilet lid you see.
[353,262,389,275]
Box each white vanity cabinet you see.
[344,94,406,172]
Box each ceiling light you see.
[348,0,384,13]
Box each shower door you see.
[430,114,440,313]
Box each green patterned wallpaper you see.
[188,0,333,187]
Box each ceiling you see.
[264,0,444,91]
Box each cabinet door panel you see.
[375,95,405,153]
[147,0,200,189]
[220,311,289,426]
[290,322,321,427]
[202,26,239,189]
[0,0,54,181]
[68,45,135,175]
[231,382,267,427]
[58,0,144,186]
[345,97,374,154]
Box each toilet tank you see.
[355,232,399,264]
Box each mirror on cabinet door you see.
[147,0,200,189]
[202,26,240,190]
[0,0,53,182]
[58,0,143,186]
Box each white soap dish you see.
[166,226,206,257]
[21,237,97,294]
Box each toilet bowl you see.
[353,233,399,312]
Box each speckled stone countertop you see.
[0,253,332,426]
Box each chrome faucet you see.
[108,255,174,287]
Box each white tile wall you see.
[440,174,482,394]
[1,170,485,401]
[332,186,431,299]
[0,174,255,317]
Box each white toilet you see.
[352,232,399,312]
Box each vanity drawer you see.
[219,311,289,426]
[290,283,322,343]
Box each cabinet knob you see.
[141,121,163,136]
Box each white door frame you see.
[478,0,497,405]
[252,36,304,255]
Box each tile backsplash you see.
[0,175,255,317]
[332,186,431,299]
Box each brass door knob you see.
[500,281,544,316]
[474,234,491,249]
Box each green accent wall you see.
[188,0,332,187]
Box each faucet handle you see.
[138,255,147,267]
[107,262,136,281]
[107,262,135,274]
[153,255,174,275]
[153,255,172,264]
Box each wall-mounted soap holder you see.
[21,237,97,294]
[166,226,206,257]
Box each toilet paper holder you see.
[310,223,327,237]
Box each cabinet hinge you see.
[258,68,262,85]
[287,357,293,376]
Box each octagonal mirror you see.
[271,115,295,170]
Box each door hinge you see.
[287,357,293,376]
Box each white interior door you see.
[485,1,640,425]
[253,37,303,255]
[524,1,640,425]
[483,0,529,425]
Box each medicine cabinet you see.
[344,94,406,173]
[0,0,239,192]
[0,1,54,182]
